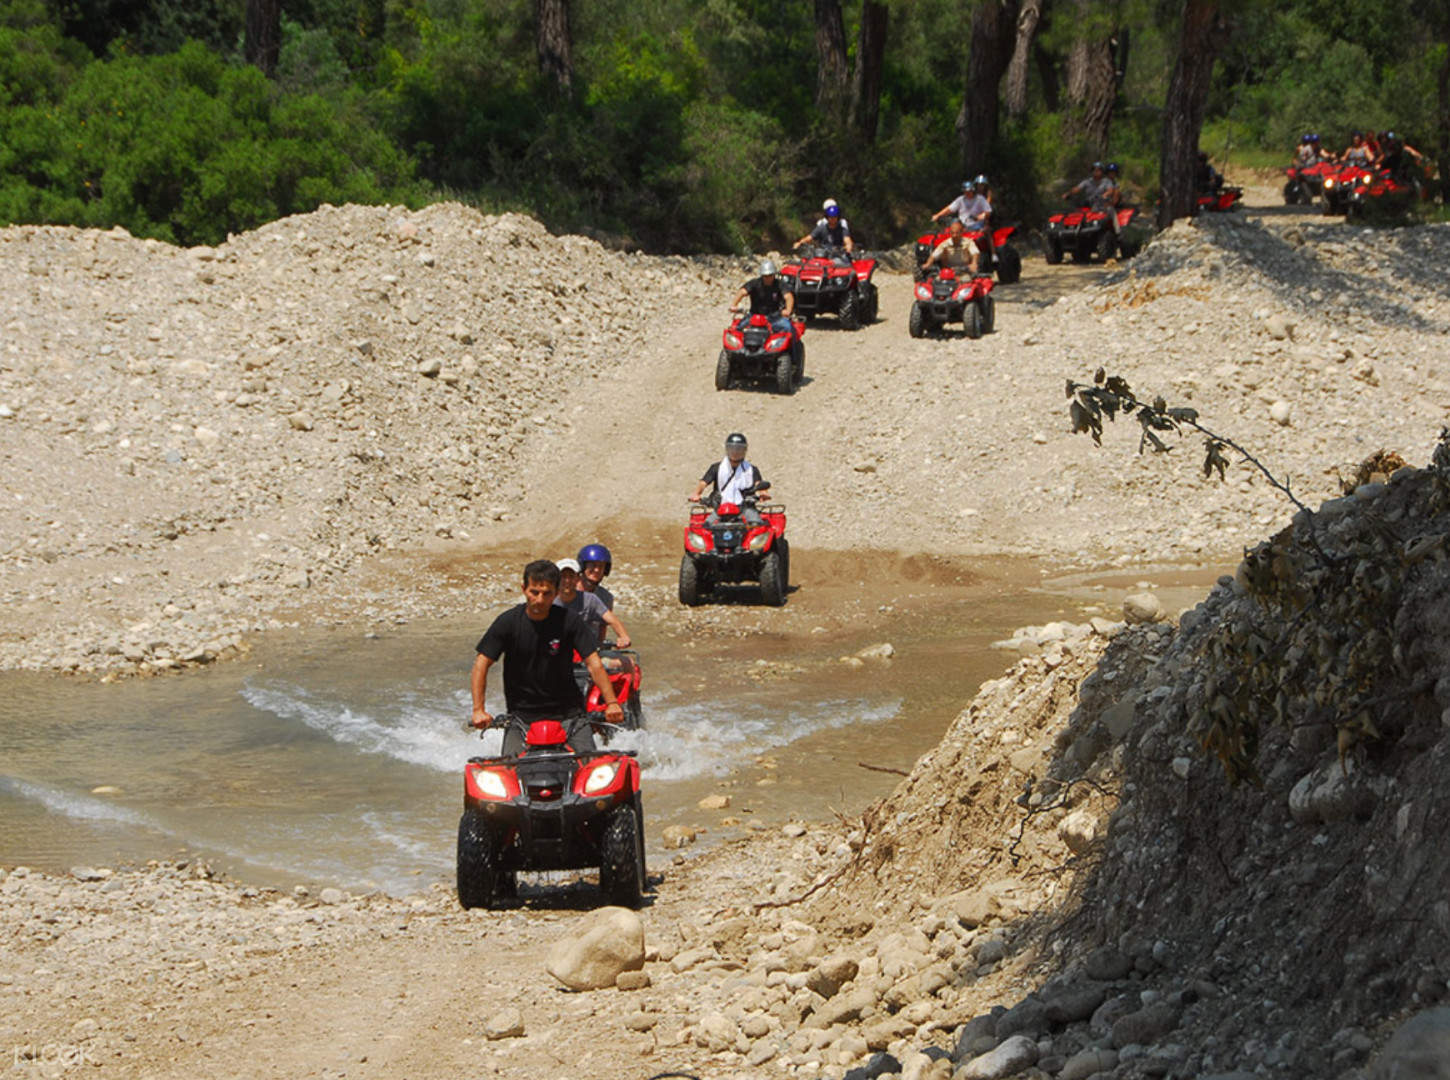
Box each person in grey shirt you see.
[555,558,630,647]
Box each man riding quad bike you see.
[680,433,789,606]
[781,202,879,329]
[721,260,805,394]
[911,221,995,338]
[460,559,645,909]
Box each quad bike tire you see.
[909,301,928,339]
[865,283,880,323]
[678,554,703,606]
[775,537,790,593]
[456,809,501,910]
[1045,236,1064,265]
[995,245,1022,284]
[598,803,645,909]
[1283,182,1300,206]
[964,302,983,340]
[838,289,861,331]
[775,353,795,395]
[794,342,805,382]
[980,294,995,334]
[623,694,644,730]
[715,350,732,391]
[1096,229,1117,262]
[759,549,786,607]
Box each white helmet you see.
[759,258,778,276]
[822,198,838,212]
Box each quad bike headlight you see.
[472,767,511,800]
[914,283,932,301]
[747,531,771,553]
[765,333,790,352]
[583,762,619,794]
[685,531,710,553]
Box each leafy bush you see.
[0,39,424,245]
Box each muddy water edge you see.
[0,549,1219,895]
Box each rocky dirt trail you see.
[7,185,1450,1080]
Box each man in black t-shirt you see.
[471,559,624,753]
[730,259,795,339]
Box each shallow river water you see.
[0,556,1218,895]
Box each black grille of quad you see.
[743,326,768,349]
[711,522,745,553]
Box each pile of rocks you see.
[0,204,741,674]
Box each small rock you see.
[957,1034,1039,1079]
[1110,1002,1181,1049]
[194,425,220,446]
[484,1006,524,1040]
[545,906,646,991]
[70,866,111,882]
[319,888,345,905]
[782,823,807,838]
[1057,808,1100,854]
[1269,400,1292,426]
[287,411,314,431]
[417,357,442,377]
[856,642,895,661]
[661,825,697,848]
[1084,946,1133,981]
[1059,1047,1119,1080]
[615,970,651,991]
[1122,591,1163,625]
[1265,312,1295,340]
[697,794,731,811]
[623,1011,657,1032]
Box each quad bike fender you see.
[990,225,1018,247]
[763,509,787,537]
[852,259,878,284]
[684,522,714,553]
[1114,207,1137,228]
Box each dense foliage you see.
[0,0,1445,250]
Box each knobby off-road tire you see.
[995,245,1022,284]
[1284,181,1300,205]
[980,294,995,334]
[759,549,786,606]
[599,803,645,909]
[1045,236,1064,265]
[456,809,500,910]
[776,353,795,395]
[964,302,983,340]
[909,302,928,338]
[678,554,702,606]
[794,342,805,382]
[1096,228,1117,262]
[838,289,861,331]
[775,537,790,592]
[623,694,644,730]
[715,350,732,391]
[864,283,879,323]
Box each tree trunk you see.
[244,0,281,77]
[1063,0,1116,154]
[1157,0,1225,229]
[1439,45,1450,204]
[814,0,850,120]
[1004,0,1043,119]
[850,1,889,142]
[957,0,1020,175]
[535,0,573,90]
[1034,40,1061,112]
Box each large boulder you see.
[545,906,646,990]
[1369,1007,1450,1079]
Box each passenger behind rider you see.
[470,559,623,754]
[793,201,854,255]
[920,218,979,276]
[932,180,991,228]
[555,558,630,648]
[689,432,771,528]
[730,259,796,342]
[1293,134,1319,167]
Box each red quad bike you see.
[574,646,644,731]
[909,267,995,339]
[1196,186,1243,213]
[678,488,789,607]
[1284,161,1336,205]
[914,224,1023,284]
[457,716,646,910]
[1346,164,1435,220]
[718,313,805,395]
[778,245,879,329]
[1321,163,1372,215]
[1044,206,1138,264]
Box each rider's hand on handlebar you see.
[604,702,624,723]
[687,493,701,503]
[471,707,493,730]
[614,634,631,649]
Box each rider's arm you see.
[581,651,623,722]
[689,464,715,502]
[968,240,980,274]
[600,607,630,649]
[931,204,952,221]
[470,653,495,728]
[782,290,795,317]
[730,285,748,311]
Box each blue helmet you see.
[577,543,612,576]
[825,204,840,218]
